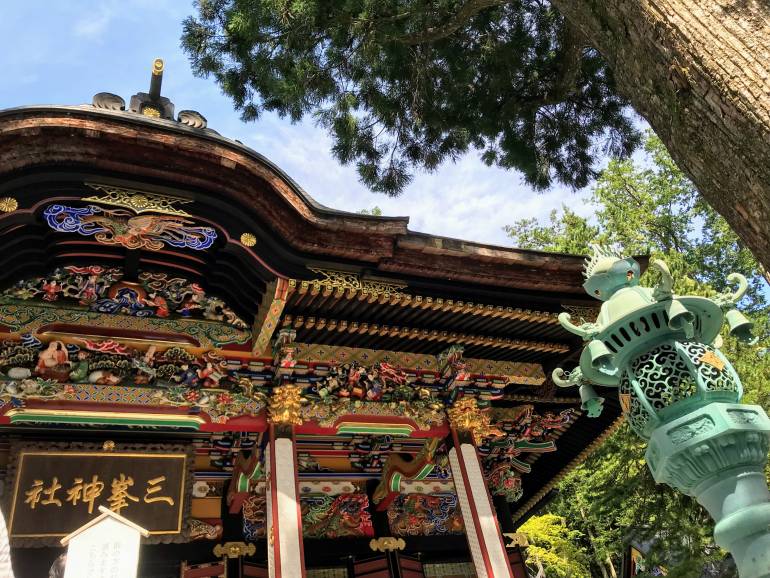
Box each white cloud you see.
[73,7,114,40]
[233,115,593,247]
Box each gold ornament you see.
[447,397,500,445]
[503,532,529,548]
[308,268,408,298]
[213,541,256,559]
[268,385,304,426]
[142,106,161,118]
[102,440,116,452]
[0,197,18,212]
[240,233,257,247]
[699,350,725,371]
[369,537,406,552]
[84,183,193,216]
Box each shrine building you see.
[0,61,633,578]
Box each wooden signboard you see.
[6,442,193,546]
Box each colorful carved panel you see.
[4,266,247,329]
[293,344,546,386]
[299,398,445,432]
[294,435,447,477]
[0,334,266,391]
[242,489,374,540]
[387,493,464,536]
[478,405,578,501]
[0,303,249,348]
[0,332,269,426]
[301,493,374,539]
[43,204,217,251]
[243,494,267,541]
[373,438,444,510]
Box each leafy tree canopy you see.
[519,513,592,578]
[182,0,639,195]
[359,206,383,216]
[506,135,769,312]
[508,135,769,578]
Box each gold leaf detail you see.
[0,197,18,212]
[446,397,499,445]
[699,350,725,371]
[308,268,408,297]
[83,183,193,216]
[268,385,303,426]
[240,233,257,247]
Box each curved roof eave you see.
[0,104,645,294]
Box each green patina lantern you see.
[554,245,770,578]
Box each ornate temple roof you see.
[0,62,625,297]
[0,63,645,554]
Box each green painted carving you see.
[0,302,249,348]
[556,245,770,578]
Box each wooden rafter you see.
[295,279,560,325]
[282,315,569,354]
[252,278,295,355]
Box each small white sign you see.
[62,506,148,578]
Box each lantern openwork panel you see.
[619,339,742,439]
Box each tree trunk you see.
[580,507,614,578]
[551,0,770,272]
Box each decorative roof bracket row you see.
[301,268,561,325]
[282,314,568,354]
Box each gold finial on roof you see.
[152,58,164,75]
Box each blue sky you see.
[0,0,599,247]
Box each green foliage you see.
[359,206,383,216]
[182,0,639,195]
[509,134,769,577]
[519,514,592,578]
[503,208,599,255]
[507,133,768,311]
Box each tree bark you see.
[580,507,614,578]
[551,0,770,272]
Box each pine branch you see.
[394,0,512,44]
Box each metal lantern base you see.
[646,402,770,578]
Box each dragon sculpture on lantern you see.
[554,244,770,578]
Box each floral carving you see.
[669,416,716,445]
[301,493,374,538]
[487,464,524,502]
[387,493,464,536]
